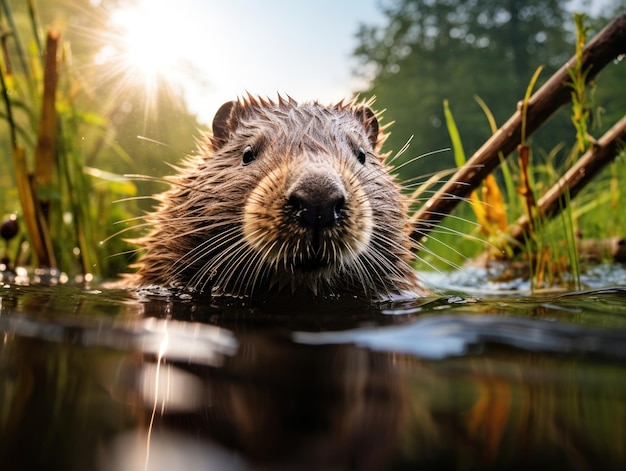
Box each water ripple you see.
[294,313,626,359]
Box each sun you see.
[110,3,183,83]
[92,0,197,114]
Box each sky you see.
[100,0,612,126]
[105,0,386,125]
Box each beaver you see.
[133,95,428,301]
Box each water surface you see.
[1,268,626,470]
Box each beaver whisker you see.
[198,243,249,292]
[164,179,245,197]
[140,223,241,259]
[168,226,243,281]
[367,240,419,280]
[412,211,481,229]
[385,135,413,165]
[242,227,291,273]
[404,188,470,200]
[210,243,263,297]
[354,250,396,298]
[159,223,242,267]
[186,224,245,263]
[403,175,468,189]
[113,214,153,225]
[367,236,414,277]
[370,225,416,254]
[101,220,154,245]
[261,240,297,290]
[341,245,378,296]
[347,162,384,182]
[152,215,243,228]
[131,96,430,300]
[257,238,299,292]
[414,246,463,272]
[245,244,278,297]
[244,233,304,292]
[112,195,163,205]
[411,224,489,268]
[189,236,252,293]
[411,222,488,272]
[415,193,474,204]
[123,174,171,185]
[391,148,452,173]
[328,239,342,268]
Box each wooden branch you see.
[508,116,626,247]
[411,13,626,243]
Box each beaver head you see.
[135,95,425,300]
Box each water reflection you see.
[1,285,626,469]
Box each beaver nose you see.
[287,172,347,229]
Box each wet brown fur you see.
[133,95,427,300]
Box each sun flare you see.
[110,4,182,82]
[92,0,198,113]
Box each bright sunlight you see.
[92,0,198,115]
[84,0,379,125]
[110,4,183,83]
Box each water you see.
[1,267,626,470]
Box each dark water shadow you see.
[1,284,626,470]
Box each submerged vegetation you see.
[1,0,625,293]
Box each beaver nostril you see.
[334,195,345,215]
[288,191,345,229]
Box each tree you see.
[353,0,623,179]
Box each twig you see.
[411,13,626,244]
[508,116,626,248]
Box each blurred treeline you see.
[353,0,626,179]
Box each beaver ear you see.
[353,106,380,150]
[211,101,240,150]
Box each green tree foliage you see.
[354,0,626,179]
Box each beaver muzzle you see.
[286,167,348,232]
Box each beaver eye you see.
[356,146,367,165]
[242,145,257,165]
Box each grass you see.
[0,1,137,280]
[1,4,623,290]
[418,13,625,291]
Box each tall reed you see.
[423,13,620,290]
[0,1,136,280]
